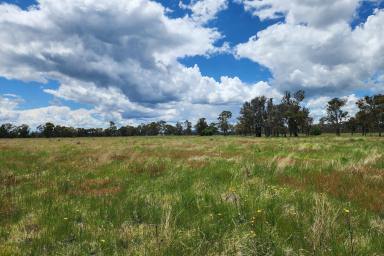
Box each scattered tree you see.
[325,98,348,136]
[184,120,192,135]
[218,111,232,136]
[195,118,208,136]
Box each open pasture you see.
[0,136,383,255]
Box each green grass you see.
[0,136,383,255]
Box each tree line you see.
[0,92,383,138]
[320,94,384,136]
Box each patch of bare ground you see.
[278,169,384,213]
[71,178,121,197]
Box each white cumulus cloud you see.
[235,0,384,97]
[0,0,279,126]
[179,0,228,24]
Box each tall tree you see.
[264,98,274,137]
[195,118,208,136]
[378,95,384,136]
[325,98,348,136]
[146,122,161,136]
[281,90,305,137]
[16,124,30,138]
[251,96,267,137]
[37,122,55,138]
[346,117,357,136]
[158,120,167,135]
[218,111,232,136]
[238,101,254,136]
[175,122,183,135]
[184,120,192,135]
[164,124,177,135]
[298,107,312,136]
[104,121,118,136]
[0,123,16,138]
[356,95,384,136]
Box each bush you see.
[310,126,322,136]
[202,126,218,136]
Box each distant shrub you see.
[310,126,322,136]
[202,126,218,136]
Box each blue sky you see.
[0,0,383,127]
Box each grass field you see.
[0,136,383,255]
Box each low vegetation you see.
[1,135,383,255]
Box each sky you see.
[0,0,383,128]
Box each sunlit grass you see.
[0,135,383,255]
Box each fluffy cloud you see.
[0,95,23,122]
[0,0,220,101]
[0,0,277,125]
[2,0,380,126]
[235,0,384,97]
[44,64,281,122]
[237,0,361,27]
[179,0,228,24]
[0,94,109,128]
[0,0,282,126]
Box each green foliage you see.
[218,111,232,135]
[310,126,322,136]
[202,123,219,136]
[237,91,312,137]
[325,98,348,136]
[195,118,209,136]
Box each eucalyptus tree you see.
[238,101,254,136]
[251,96,267,137]
[195,118,208,136]
[325,98,348,136]
[184,120,192,135]
[176,122,183,135]
[356,95,384,136]
[281,90,305,137]
[37,122,55,138]
[218,111,232,136]
[16,124,30,138]
[0,123,16,138]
